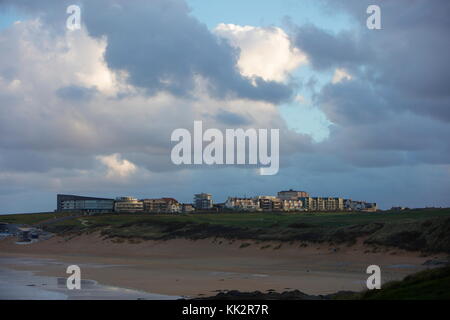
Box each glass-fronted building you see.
[57,194,114,213]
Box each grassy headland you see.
[2,208,449,253]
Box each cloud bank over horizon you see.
[0,0,449,212]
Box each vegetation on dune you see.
[2,209,450,300]
[2,208,450,253]
[364,218,450,253]
[358,266,450,300]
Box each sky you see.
[0,0,449,213]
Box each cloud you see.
[214,109,252,126]
[56,85,97,101]
[294,95,306,104]
[0,16,310,178]
[81,0,295,104]
[214,23,307,82]
[294,24,372,72]
[331,68,352,84]
[294,0,450,122]
[317,80,390,126]
[97,153,137,178]
[278,0,450,177]
[2,0,296,104]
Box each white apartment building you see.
[300,197,344,211]
[281,199,303,211]
[225,197,259,211]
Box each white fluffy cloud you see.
[97,153,137,178]
[0,20,124,97]
[214,23,307,82]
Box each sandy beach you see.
[0,233,444,298]
[0,266,180,300]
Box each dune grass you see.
[359,266,450,300]
[2,208,450,253]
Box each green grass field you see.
[125,208,450,228]
[2,208,449,227]
[0,212,73,225]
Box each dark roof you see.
[142,198,179,202]
[57,194,114,201]
[161,197,179,203]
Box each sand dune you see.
[0,233,444,297]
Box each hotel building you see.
[57,194,114,213]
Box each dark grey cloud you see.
[296,0,450,123]
[289,0,450,173]
[294,24,372,71]
[316,113,450,169]
[0,149,96,173]
[317,80,390,126]
[214,109,251,126]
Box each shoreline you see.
[0,264,181,300]
[1,233,445,298]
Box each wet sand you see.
[0,233,444,298]
[0,266,180,300]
